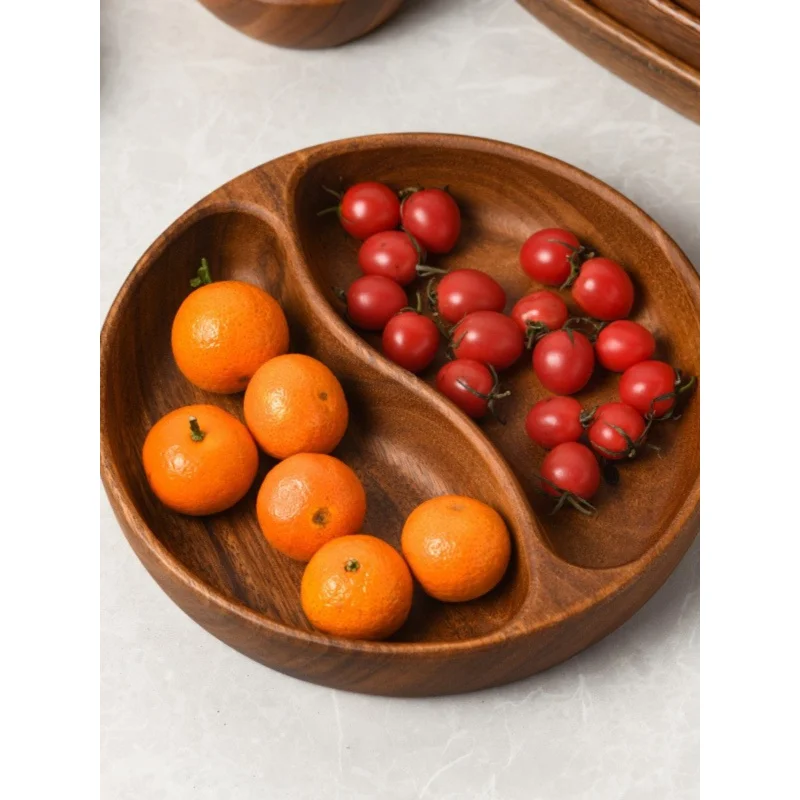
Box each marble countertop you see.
[101,1,699,797]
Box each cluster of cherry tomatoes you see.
[517,229,695,513]
[322,182,695,515]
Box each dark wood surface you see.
[592,0,699,69]
[195,0,406,49]
[100,133,699,696]
[673,0,699,16]
[518,0,699,121]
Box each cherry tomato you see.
[595,320,656,372]
[433,269,506,325]
[525,396,583,449]
[344,275,407,331]
[382,311,439,373]
[337,182,400,240]
[619,360,682,419]
[436,359,507,419]
[519,228,583,286]
[587,402,647,460]
[451,311,524,371]
[541,442,601,505]
[571,258,634,321]
[511,290,569,347]
[532,330,595,394]
[358,231,423,286]
[400,189,461,254]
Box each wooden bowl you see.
[517,0,699,121]
[100,133,699,697]
[195,0,406,49]
[592,0,699,69]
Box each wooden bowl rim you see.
[100,132,699,658]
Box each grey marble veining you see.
[101,1,699,797]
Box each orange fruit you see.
[256,453,366,561]
[171,272,289,394]
[401,495,511,602]
[142,404,258,516]
[243,354,348,459]
[301,535,413,640]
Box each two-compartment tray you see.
[100,133,699,697]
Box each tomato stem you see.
[524,320,550,349]
[188,416,205,442]
[455,364,511,424]
[563,316,606,342]
[537,474,597,515]
[322,185,343,201]
[190,258,212,289]
[427,278,453,338]
[548,243,593,289]
[646,370,697,421]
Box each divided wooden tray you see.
[518,0,700,121]
[100,133,699,697]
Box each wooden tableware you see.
[195,0,406,49]
[517,0,700,121]
[673,0,699,16]
[592,0,699,69]
[100,133,699,697]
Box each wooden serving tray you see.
[592,0,699,70]
[100,134,699,697]
[518,0,700,121]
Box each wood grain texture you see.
[673,0,699,16]
[100,133,699,696]
[517,0,699,122]
[195,0,406,49]
[592,0,699,69]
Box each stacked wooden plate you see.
[518,0,700,121]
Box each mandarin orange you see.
[301,535,413,640]
[142,404,258,516]
[243,354,348,459]
[171,264,289,394]
[401,495,511,602]
[256,453,366,561]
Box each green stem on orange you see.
[188,416,205,442]
[344,559,360,573]
[190,258,212,289]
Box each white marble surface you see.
[101,0,699,797]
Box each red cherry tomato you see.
[400,189,461,254]
[619,360,683,419]
[525,396,583,449]
[358,231,423,286]
[511,290,569,347]
[345,275,407,331]
[433,269,506,325]
[587,402,647,460]
[533,330,595,394]
[337,182,400,240]
[382,311,440,373]
[541,442,601,508]
[571,258,634,321]
[519,228,583,286]
[436,359,507,419]
[451,311,524,371]
[595,320,656,372]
